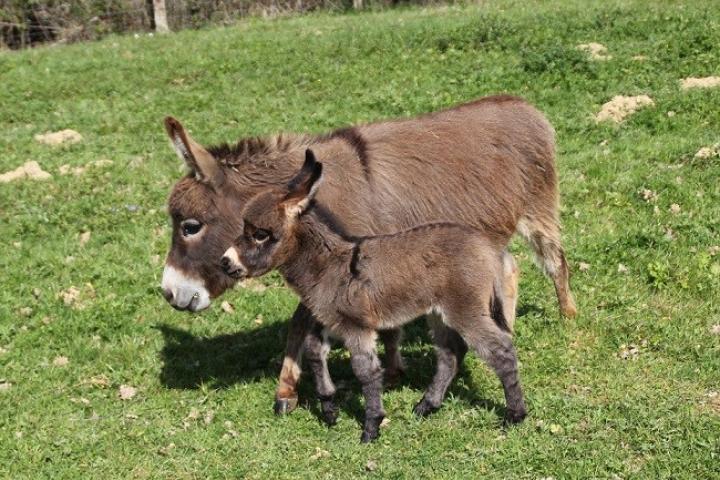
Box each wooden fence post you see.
[153,0,170,33]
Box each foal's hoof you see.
[273,395,299,415]
[413,398,440,418]
[322,408,339,426]
[360,416,384,443]
[503,408,527,425]
[319,396,339,426]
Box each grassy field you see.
[1,0,719,478]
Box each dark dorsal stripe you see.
[327,127,371,183]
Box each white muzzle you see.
[161,264,211,312]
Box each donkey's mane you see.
[208,133,313,167]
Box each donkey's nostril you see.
[221,256,231,272]
[162,288,174,303]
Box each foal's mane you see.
[207,133,314,168]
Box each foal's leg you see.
[447,311,527,424]
[378,328,405,386]
[345,329,385,443]
[274,303,314,415]
[414,314,468,417]
[304,324,339,426]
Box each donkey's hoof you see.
[274,396,298,415]
[561,301,578,318]
[360,429,379,443]
[360,416,384,443]
[413,398,440,418]
[503,408,527,425]
[319,396,339,426]
[322,409,338,426]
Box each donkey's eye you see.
[181,219,202,237]
[252,229,271,244]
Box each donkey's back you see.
[341,96,556,235]
[316,95,574,317]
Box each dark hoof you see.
[503,408,527,425]
[274,396,298,415]
[413,398,440,418]
[319,396,339,426]
[322,409,338,426]
[360,416,384,443]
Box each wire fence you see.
[0,0,425,49]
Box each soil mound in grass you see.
[0,161,52,183]
[34,129,82,146]
[680,76,720,90]
[577,42,611,60]
[596,95,654,123]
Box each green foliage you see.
[519,43,594,75]
[1,1,719,478]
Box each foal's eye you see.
[181,219,202,237]
[252,229,271,244]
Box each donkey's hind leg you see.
[446,311,527,424]
[500,250,519,332]
[414,313,468,417]
[517,213,577,318]
[345,328,385,443]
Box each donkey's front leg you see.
[346,329,385,443]
[379,329,405,387]
[304,323,339,426]
[274,303,314,415]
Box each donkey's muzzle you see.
[160,264,212,312]
[162,286,204,312]
[221,248,248,279]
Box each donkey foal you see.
[222,150,527,442]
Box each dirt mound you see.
[58,159,113,176]
[695,145,719,159]
[596,95,654,123]
[680,76,720,90]
[0,161,52,183]
[35,129,82,146]
[577,42,611,60]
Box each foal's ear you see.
[282,149,323,218]
[164,116,224,186]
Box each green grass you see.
[1,1,719,478]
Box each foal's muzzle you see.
[221,247,248,279]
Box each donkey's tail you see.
[491,250,519,332]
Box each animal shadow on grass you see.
[517,302,546,318]
[157,322,286,389]
[157,317,514,426]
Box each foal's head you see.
[221,150,323,279]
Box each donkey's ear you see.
[282,149,323,218]
[164,116,224,186]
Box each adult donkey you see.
[160,95,576,416]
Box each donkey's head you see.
[161,117,249,312]
[221,150,323,279]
